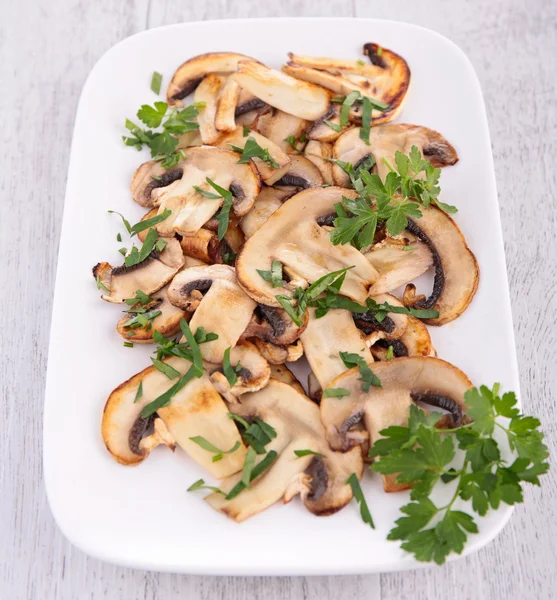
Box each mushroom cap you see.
[102,356,246,478]
[241,304,308,345]
[354,293,409,343]
[304,141,334,185]
[116,284,188,343]
[332,124,459,186]
[131,146,260,226]
[371,316,436,360]
[255,108,308,153]
[217,128,290,186]
[93,237,185,303]
[365,236,434,295]
[167,52,259,105]
[274,154,324,189]
[167,264,257,363]
[236,187,379,306]
[208,340,270,402]
[205,380,363,521]
[240,186,295,238]
[321,356,473,453]
[300,307,373,389]
[235,60,331,121]
[285,44,410,125]
[147,146,261,237]
[402,204,479,325]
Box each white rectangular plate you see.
[44,18,519,575]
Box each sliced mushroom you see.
[353,293,408,343]
[167,52,258,106]
[236,187,379,306]
[180,228,221,263]
[300,307,373,389]
[215,76,241,133]
[332,124,458,186]
[116,284,188,343]
[285,44,410,125]
[304,141,334,184]
[240,187,295,238]
[137,208,162,243]
[400,205,479,325]
[255,108,308,153]
[269,364,305,395]
[194,74,225,144]
[102,356,246,477]
[365,236,434,295]
[131,162,185,208]
[167,264,257,363]
[145,146,260,237]
[321,357,472,456]
[93,238,184,303]
[306,104,348,143]
[205,380,363,521]
[371,316,435,360]
[217,128,290,185]
[209,340,270,402]
[235,88,268,118]
[274,154,324,189]
[235,60,331,121]
[253,338,304,365]
[241,304,307,345]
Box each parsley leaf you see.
[151,358,180,379]
[346,473,375,528]
[129,209,171,236]
[205,178,234,240]
[323,387,350,398]
[133,381,144,403]
[150,71,163,95]
[371,384,549,564]
[294,449,326,458]
[137,101,168,128]
[339,351,381,391]
[180,318,203,377]
[257,260,283,288]
[230,136,280,168]
[223,347,239,388]
[189,437,241,462]
[187,479,225,495]
[225,451,278,500]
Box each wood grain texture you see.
[1,0,556,598]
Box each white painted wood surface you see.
[1,0,556,598]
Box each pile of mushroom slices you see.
[95,44,481,523]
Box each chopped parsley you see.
[229,136,280,168]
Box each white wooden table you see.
[1,0,556,598]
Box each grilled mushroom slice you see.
[365,236,434,295]
[167,52,258,106]
[284,44,410,125]
[205,380,363,521]
[304,141,334,184]
[241,304,307,345]
[167,264,257,363]
[306,104,348,143]
[240,187,295,238]
[274,154,324,189]
[217,128,290,185]
[215,76,241,133]
[180,228,221,263]
[332,124,458,187]
[148,147,260,236]
[255,108,308,153]
[116,284,188,343]
[194,74,225,144]
[93,238,184,303]
[253,338,304,365]
[400,205,479,325]
[321,357,472,456]
[300,307,373,389]
[235,60,331,121]
[235,88,268,118]
[102,356,246,477]
[307,371,322,402]
[236,187,379,306]
[269,364,305,395]
[131,162,185,208]
[209,340,270,402]
[371,316,435,360]
[353,293,409,344]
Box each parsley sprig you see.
[329,91,389,143]
[329,146,457,248]
[123,101,204,168]
[370,385,549,564]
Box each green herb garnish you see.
[257,260,283,288]
[150,71,163,95]
[346,473,375,529]
[151,358,180,379]
[323,388,351,398]
[189,437,241,462]
[370,386,549,564]
[96,276,109,292]
[201,178,234,240]
[294,449,326,458]
[187,479,225,495]
[225,451,278,500]
[229,136,280,168]
[133,381,143,403]
[339,351,381,392]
